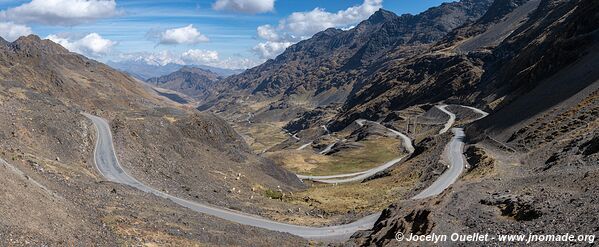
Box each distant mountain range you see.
[107,60,244,80]
[146,66,222,98]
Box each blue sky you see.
[0,0,452,68]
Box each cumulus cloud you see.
[213,0,275,14]
[118,51,183,66]
[252,0,382,59]
[46,33,117,56]
[280,0,382,38]
[214,56,261,69]
[252,41,292,59]
[256,24,280,41]
[118,50,261,70]
[181,49,219,64]
[159,25,209,45]
[0,22,32,41]
[0,0,118,26]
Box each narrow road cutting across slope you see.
[412,128,466,199]
[460,105,490,120]
[411,106,489,199]
[437,104,489,134]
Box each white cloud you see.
[256,24,280,41]
[214,56,261,69]
[213,0,275,14]
[252,41,292,59]
[181,49,219,64]
[46,33,117,56]
[118,50,261,70]
[281,0,382,37]
[118,51,183,66]
[252,0,382,59]
[159,25,209,45]
[0,22,32,41]
[0,0,118,26]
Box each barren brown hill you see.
[0,35,306,245]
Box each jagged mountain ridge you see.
[200,0,495,108]
[327,0,547,131]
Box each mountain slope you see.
[0,35,306,245]
[0,35,161,112]
[327,0,544,131]
[350,0,598,245]
[200,0,495,113]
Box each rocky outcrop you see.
[352,204,435,246]
[480,194,542,221]
[464,145,495,172]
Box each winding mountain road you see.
[297,119,415,183]
[436,104,456,134]
[297,105,487,186]
[460,105,489,120]
[82,105,487,240]
[304,156,409,184]
[412,128,466,199]
[83,113,379,241]
[411,105,488,199]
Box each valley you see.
[84,103,485,240]
[0,0,597,246]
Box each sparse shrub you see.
[264,189,283,200]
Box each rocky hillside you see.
[147,66,222,98]
[329,0,597,132]
[350,0,599,245]
[0,35,306,245]
[0,35,161,113]
[327,0,545,130]
[199,0,495,111]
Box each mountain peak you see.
[11,34,70,54]
[180,65,214,74]
[366,8,398,24]
[14,34,42,43]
